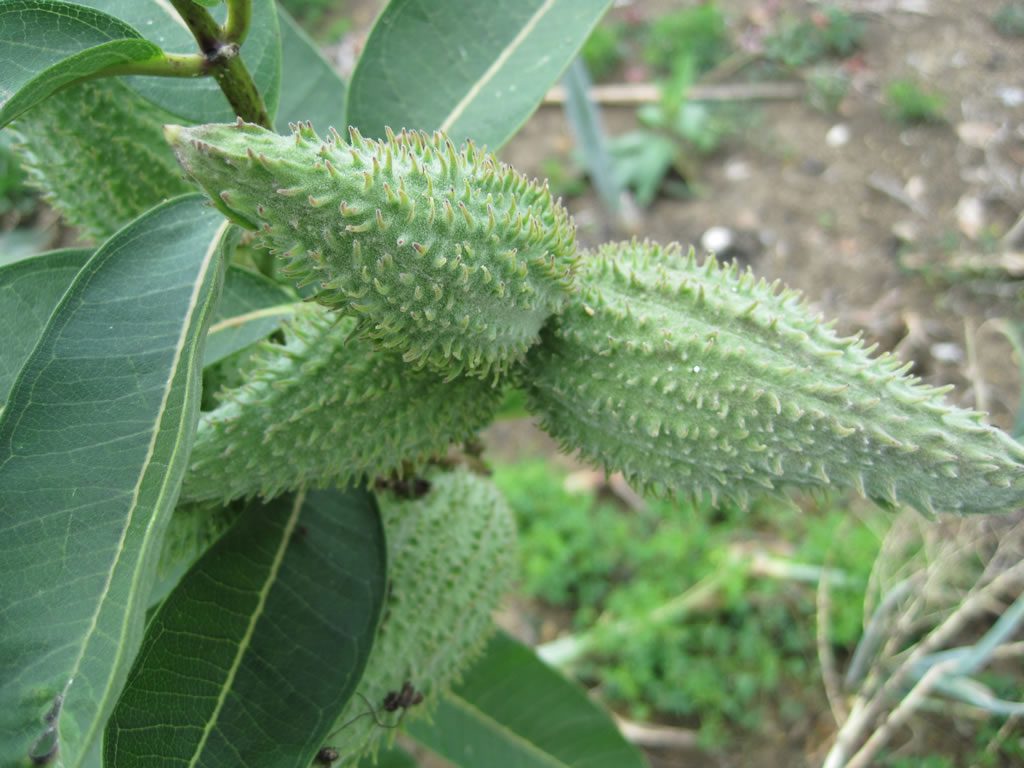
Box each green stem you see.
[168,0,269,128]
[224,0,253,46]
[99,52,206,79]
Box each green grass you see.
[493,459,882,743]
[885,79,946,124]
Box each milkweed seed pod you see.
[165,120,578,379]
[181,306,503,503]
[322,468,517,764]
[12,80,191,240]
[524,240,1024,515]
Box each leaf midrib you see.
[186,489,307,766]
[69,218,227,767]
[441,692,571,768]
[438,0,558,133]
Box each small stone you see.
[957,122,999,149]
[905,176,926,201]
[892,220,920,243]
[724,159,752,182]
[930,342,963,364]
[826,124,851,148]
[997,86,1024,107]
[956,195,985,239]
[701,226,735,255]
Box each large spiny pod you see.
[524,240,1024,515]
[12,80,191,240]
[165,120,578,379]
[318,468,517,765]
[181,305,503,503]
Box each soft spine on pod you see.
[164,120,578,378]
[181,306,504,503]
[321,468,517,764]
[12,80,191,240]
[524,240,1024,515]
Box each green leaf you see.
[274,6,347,133]
[0,0,164,127]
[205,264,297,367]
[0,247,91,404]
[74,0,282,123]
[347,0,612,149]
[408,631,648,768]
[106,487,387,768]
[0,195,228,768]
[358,745,418,768]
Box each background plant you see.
[1,2,1022,768]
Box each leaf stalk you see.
[167,0,269,128]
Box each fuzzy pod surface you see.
[181,306,504,504]
[12,80,191,240]
[165,120,578,378]
[319,467,517,765]
[525,240,1024,515]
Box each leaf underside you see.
[0,195,227,768]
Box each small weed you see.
[994,2,1024,37]
[764,7,864,69]
[642,4,730,76]
[819,7,865,57]
[540,157,588,200]
[885,79,945,124]
[609,57,743,206]
[807,66,851,113]
[607,130,678,207]
[582,23,625,82]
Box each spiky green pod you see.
[165,120,578,378]
[322,468,517,765]
[524,240,1024,515]
[181,306,503,503]
[11,80,191,240]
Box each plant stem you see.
[99,52,206,79]
[168,0,269,129]
[224,0,253,46]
